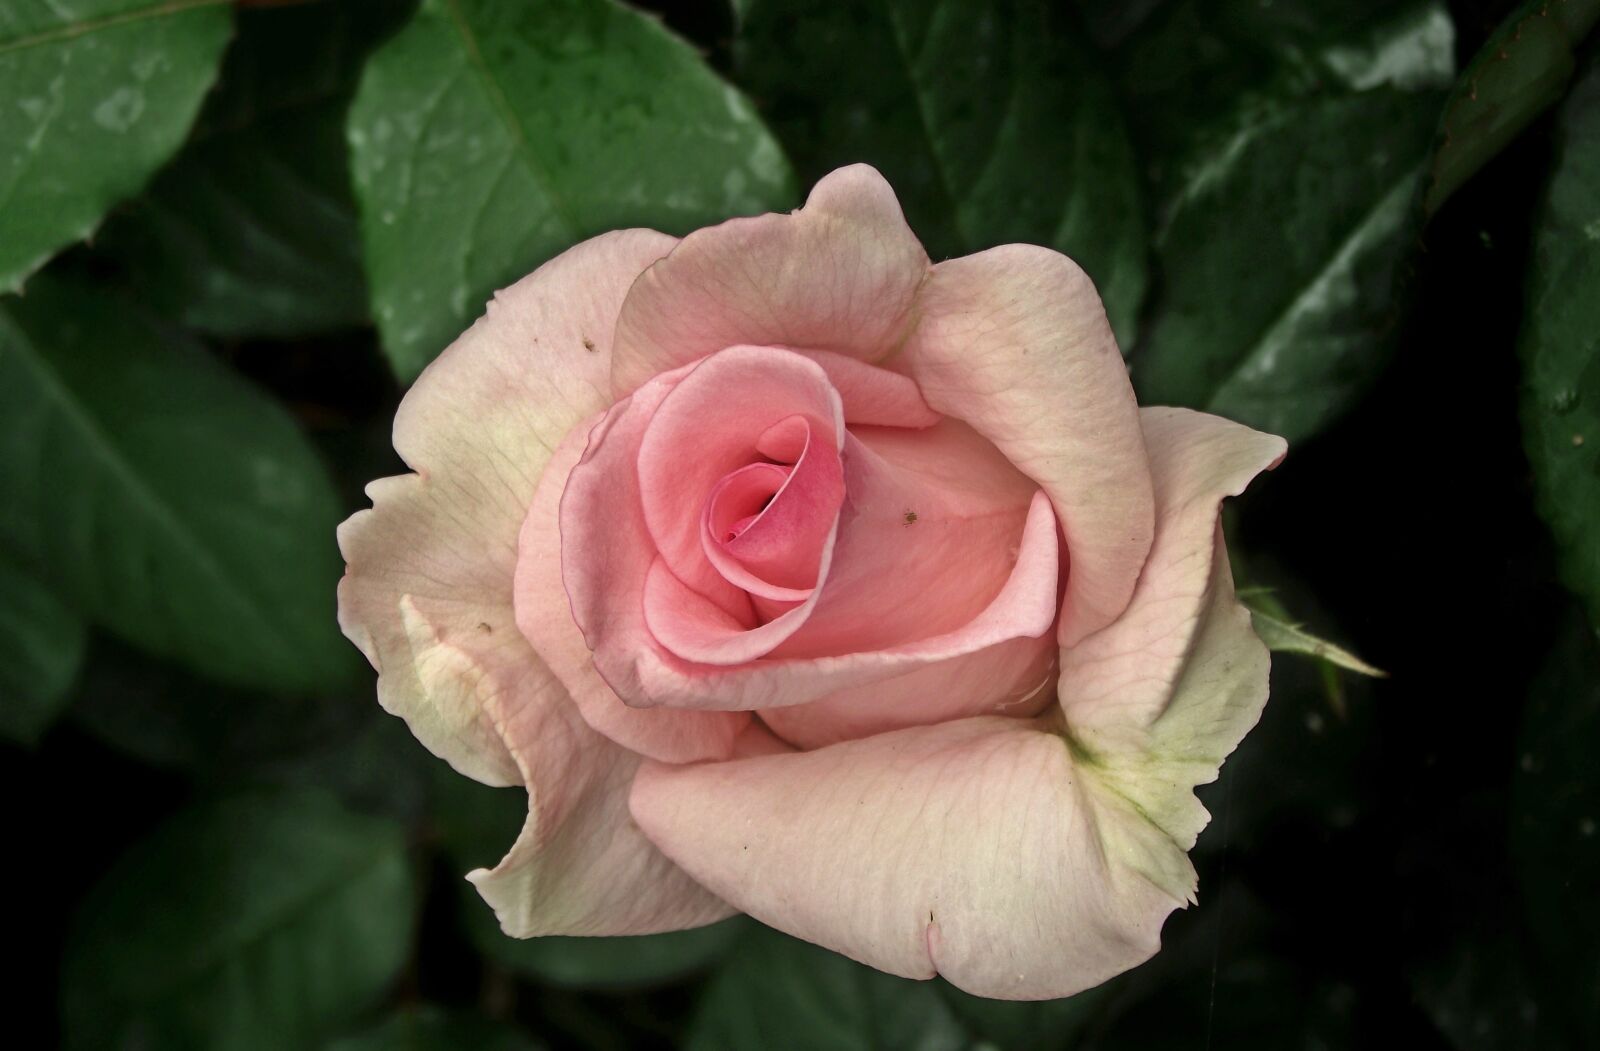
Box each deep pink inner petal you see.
[706,463,789,545]
[699,414,845,600]
[635,346,845,619]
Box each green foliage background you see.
[2,0,1598,1047]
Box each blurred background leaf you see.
[94,0,413,339]
[0,270,357,693]
[1517,41,1600,627]
[347,0,797,380]
[61,788,417,1051]
[0,0,231,291]
[0,547,86,745]
[687,924,969,1051]
[326,1005,543,1051]
[735,0,1147,344]
[1509,613,1600,1046]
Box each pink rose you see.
[338,166,1285,1000]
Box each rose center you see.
[698,413,843,598]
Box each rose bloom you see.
[338,166,1285,1000]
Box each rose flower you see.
[338,165,1286,1000]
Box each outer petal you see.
[611,165,931,396]
[898,244,1154,646]
[403,601,731,936]
[517,425,750,764]
[1059,408,1288,747]
[338,229,677,785]
[1059,408,1286,855]
[630,715,1177,1000]
[391,595,725,936]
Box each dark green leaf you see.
[1110,0,1454,204]
[348,0,797,380]
[688,924,968,1051]
[936,981,1106,1051]
[464,897,748,991]
[1424,0,1600,214]
[62,789,416,1051]
[70,637,432,820]
[432,766,744,988]
[736,0,1146,344]
[96,0,412,338]
[326,1006,542,1051]
[1518,48,1600,627]
[0,547,85,745]
[0,271,356,692]
[0,0,231,291]
[1511,613,1600,1045]
[1133,86,1443,444]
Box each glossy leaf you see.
[97,0,412,338]
[0,0,231,291]
[0,271,355,692]
[326,1006,542,1051]
[736,0,1146,343]
[1133,86,1444,445]
[1424,0,1600,214]
[433,767,745,988]
[688,925,967,1051]
[348,0,796,380]
[0,547,85,745]
[1519,48,1600,627]
[62,789,416,1051]
[1110,0,1454,207]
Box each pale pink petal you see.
[517,421,749,765]
[1059,407,1287,761]
[804,350,941,428]
[611,165,931,396]
[631,408,1288,995]
[418,601,728,936]
[641,554,827,665]
[624,491,1060,711]
[757,631,1056,749]
[770,422,1041,658]
[338,229,677,786]
[636,346,845,616]
[630,714,1179,1000]
[898,244,1154,647]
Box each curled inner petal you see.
[701,415,845,602]
[634,346,846,621]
